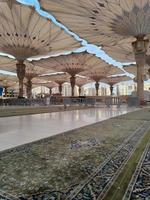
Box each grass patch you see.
[102,129,150,200]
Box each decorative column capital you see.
[132,38,149,55]
[132,38,149,65]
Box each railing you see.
[50,96,96,106]
[0,98,47,106]
[0,95,133,107]
[0,97,96,106]
[63,97,96,105]
[105,97,122,107]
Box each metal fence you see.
[0,96,140,107]
[105,97,122,107]
[50,96,96,106]
[0,97,96,106]
[63,97,96,105]
[0,98,47,106]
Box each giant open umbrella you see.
[81,65,123,96]
[75,76,92,96]
[0,1,80,97]
[0,74,17,96]
[32,52,120,96]
[37,81,58,95]
[0,56,54,98]
[40,0,150,104]
[24,63,55,98]
[40,73,70,95]
[101,75,132,95]
[104,42,150,85]
[32,52,93,96]
[123,64,150,80]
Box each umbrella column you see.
[110,84,114,96]
[49,88,52,95]
[78,86,82,96]
[58,82,63,95]
[132,38,149,105]
[26,78,32,99]
[4,86,8,97]
[16,61,26,98]
[95,81,100,96]
[25,71,39,99]
[70,75,76,96]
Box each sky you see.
[0,0,132,77]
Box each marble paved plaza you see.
[0,106,138,152]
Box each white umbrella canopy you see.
[0,79,17,88]
[101,75,132,95]
[40,0,150,104]
[40,0,150,45]
[103,39,135,63]
[40,73,70,83]
[40,73,70,95]
[38,81,58,89]
[0,56,55,98]
[25,62,55,80]
[35,81,59,95]
[0,73,18,95]
[75,76,92,87]
[0,56,17,73]
[103,39,150,63]
[75,76,92,95]
[0,1,81,60]
[32,52,93,75]
[24,64,55,98]
[101,75,132,85]
[81,65,124,81]
[0,0,80,97]
[0,73,17,82]
[80,65,123,96]
[32,52,122,96]
[123,64,150,79]
[0,56,54,75]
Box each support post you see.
[70,75,76,96]
[95,81,99,96]
[58,83,62,95]
[4,86,8,97]
[26,78,32,99]
[78,86,82,96]
[110,84,114,96]
[49,88,52,95]
[16,60,26,98]
[132,38,149,105]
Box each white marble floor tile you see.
[0,106,138,152]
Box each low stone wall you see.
[0,105,94,117]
